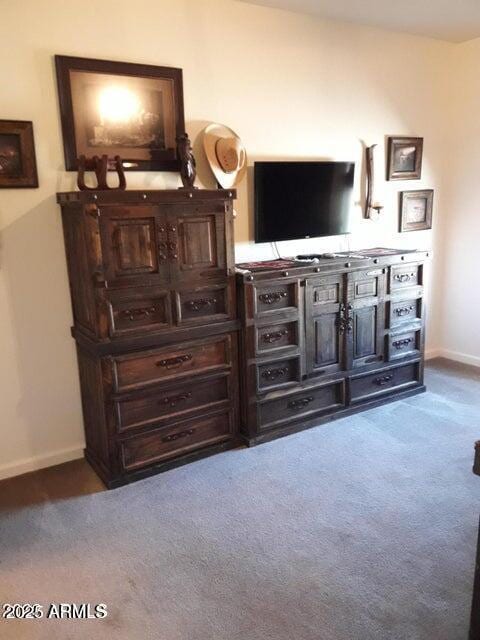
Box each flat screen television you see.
[254,161,355,243]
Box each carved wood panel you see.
[99,205,170,287]
[305,275,346,376]
[170,211,226,281]
[347,269,386,369]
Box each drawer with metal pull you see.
[389,297,422,328]
[120,409,234,471]
[256,356,301,392]
[254,320,299,355]
[387,329,421,361]
[349,362,420,404]
[253,281,299,316]
[175,282,233,326]
[258,379,345,432]
[106,287,173,338]
[111,334,232,392]
[114,372,231,434]
[390,264,422,290]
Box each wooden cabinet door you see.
[346,268,386,370]
[305,274,347,376]
[98,205,170,288]
[167,205,227,283]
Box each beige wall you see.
[0,0,453,478]
[432,37,480,367]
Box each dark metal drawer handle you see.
[186,297,217,312]
[288,396,314,410]
[259,292,287,305]
[394,305,414,316]
[162,428,195,443]
[394,273,415,282]
[262,329,288,343]
[392,338,414,349]
[373,374,394,386]
[159,392,192,408]
[156,354,192,369]
[262,366,288,381]
[121,306,156,321]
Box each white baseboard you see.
[0,445,84,481]
[426,347,480,368]
[438,349,480,368]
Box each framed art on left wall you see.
[0,120,38,188]
[55,55,185,171]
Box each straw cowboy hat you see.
[203,123,247,188]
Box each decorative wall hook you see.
[77,155,126,191]
[365,144,384,219]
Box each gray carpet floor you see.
[1,358,479,640]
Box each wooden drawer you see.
[255,320,299,355]
[254,281,299,316]
[175,282,233,326]
[257,356,301,392]
[349,268,385,300]
[106,288,172,338]
[349,362,420,404]
[112,334,232,392]
[258,380,345,432]
[120,410,234,471]
[390,264,421,290]
[389,297,422,328]
[114,373,231,434]
[387,329,421,361]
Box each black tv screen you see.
[254,161,355,243]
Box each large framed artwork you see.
[55,55,185,171]
[387,136,423,180]
[399,189,433,232]
[0,120,38,188]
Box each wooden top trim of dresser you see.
[235,251,430,283]
[56,189,237,206]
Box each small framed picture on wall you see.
[399,189,433,232]
[387,136,423,180]
[0,120,38,188]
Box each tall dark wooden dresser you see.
[58,189,239,487]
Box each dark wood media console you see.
[58,189,239,488]
[236,249,429,445]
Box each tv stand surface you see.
[295,252,370,261]
[236,248,429,446]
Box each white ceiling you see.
[239,0,480,43]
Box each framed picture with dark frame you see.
[55,55,185,171]
[387,136,423,180]
[0,120,38,188]
[399,189,433,232]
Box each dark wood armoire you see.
[58,189,239,487]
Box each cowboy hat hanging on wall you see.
[203,123,247,188]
